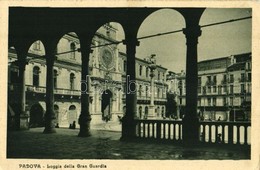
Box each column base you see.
[20,112,29,130]
[43,110,56,134]
[120,116,136,141]
[78,114,92,137]
[182,116,200,146]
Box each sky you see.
[116,8,252,73]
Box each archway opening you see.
[29,103,44,128]
[68,105,77,128]
[90,22,125,127]
[101,90,113,122]
[137,9,185,120]
[198,9,252,122]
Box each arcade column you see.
[182,25,202,145]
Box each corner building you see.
[167,53,251,121]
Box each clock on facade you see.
[100,47,115,70]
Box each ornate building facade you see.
[167,52,251,121]
[8,23,167,129]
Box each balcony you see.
[9,84,81,96]
[135,119,251,146]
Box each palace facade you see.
[8,23,167,129]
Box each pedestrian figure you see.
[218,116,221,121]
[69,124,72,129]
[216,133,222,143]
[71,121,76,129]
[55,123,59,128]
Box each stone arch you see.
[54,104,59,125]
[68,105,77,125]
[29,103,44,128]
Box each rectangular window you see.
[240,97,244,105]
[213,86,217,93]
[230,85,233,94]
[247,73,251,82]
[230,97,233,106]
[230,74,234,83]
[162,73,165,81]
[203,86,206,94]
[207,86,211,93]
[223,74,227,84]
[241,84,245,93]
[213,97,216,106]
[139,65,142,76]
[223,85,227,93]
[207,98,211,106]
[213,75,217,85]
[223,97,226,106]
[218,85,222,94]
[241,73,245,82]
[207,76,211,85]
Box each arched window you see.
[33,66,40,87]
[139,65,142,76]
[68,105,77,126]
[70,73,75,90]
[146,86,149,97]
[139,106,142,118]
[70,42,76,59]
[53,69,58,89]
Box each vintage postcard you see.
[0,0,259,170]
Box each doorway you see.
[29,103,44,128]
[101,90,113,121]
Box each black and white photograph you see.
[0,1,260,170]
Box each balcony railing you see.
[135,119,182,142]
[9,84,81,96]
[135,119,251,146]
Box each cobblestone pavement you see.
[7,127,250,160]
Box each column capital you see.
[182,25,202,39]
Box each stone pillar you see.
[182,25,202,145]
[16,55,29,130]
[121,37,139,140]
[78,45,92,137]
[43,41,57,134]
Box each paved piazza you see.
[7,127,250,160]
